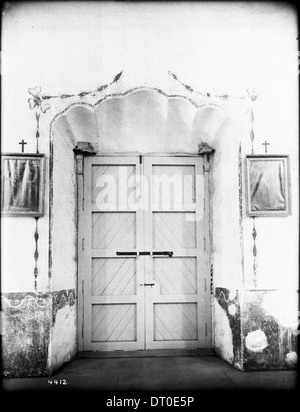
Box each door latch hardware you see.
[116,251,138,256]
[144,283,155,287]
[153,251,173,257]
[116,251,173,257]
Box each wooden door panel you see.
[92,258,137,296]
[92,303,137,342]
[153,257,197,295]
[92,212,136,250]
[92,164,136,206]
[152,212,197,249]
[152,164,196,207]
[153,303,198,341]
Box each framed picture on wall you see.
[245,155,291,217]
[1,153,45,217]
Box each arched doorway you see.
[49,78,241,364]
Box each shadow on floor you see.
[2,354,297,400]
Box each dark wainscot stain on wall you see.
[2,288,76,377]
[242,290,298,371]
[52,289,76,325]
[215,287,241,367]
[2,292,51,377]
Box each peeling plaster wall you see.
[49,304,76,372]
[2,289,77,376]
[2,293,51,377]
[48,290,77,374]
[242,290,298,370]
[214,288,242,369]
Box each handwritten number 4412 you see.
[48,379,68,385]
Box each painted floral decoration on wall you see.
[246,87,258,102]
[28,86,51,154]
[28,87,51,114]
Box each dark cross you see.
[19,139,27,153]
[262,140,270,153]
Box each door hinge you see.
[204,237,206,250]
[204,278,207,292]
[210,254,214,295]
[139,154,143,164]
[82,238,84,251]
[76,156,84,175]
[82,280,84,338]
[205,323,208,336]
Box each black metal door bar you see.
[116,251,173,257]
[116,252,137,256]
[153,251,173,257]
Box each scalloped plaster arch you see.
[50,87,230,154]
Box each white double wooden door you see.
[78,156,211,351]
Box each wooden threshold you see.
[76,348,215,359]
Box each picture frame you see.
[245,155,291,217]
[1,153,45,217]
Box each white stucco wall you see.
[2,3,298,369]
[1,133,50,293]
[51,120,77,292]
[47,303,77,374]
[241,92,299,291]
[2,2,297,297]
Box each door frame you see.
[77,153,212,352]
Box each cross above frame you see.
[19,139,27,153]
[262,140,270,153]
